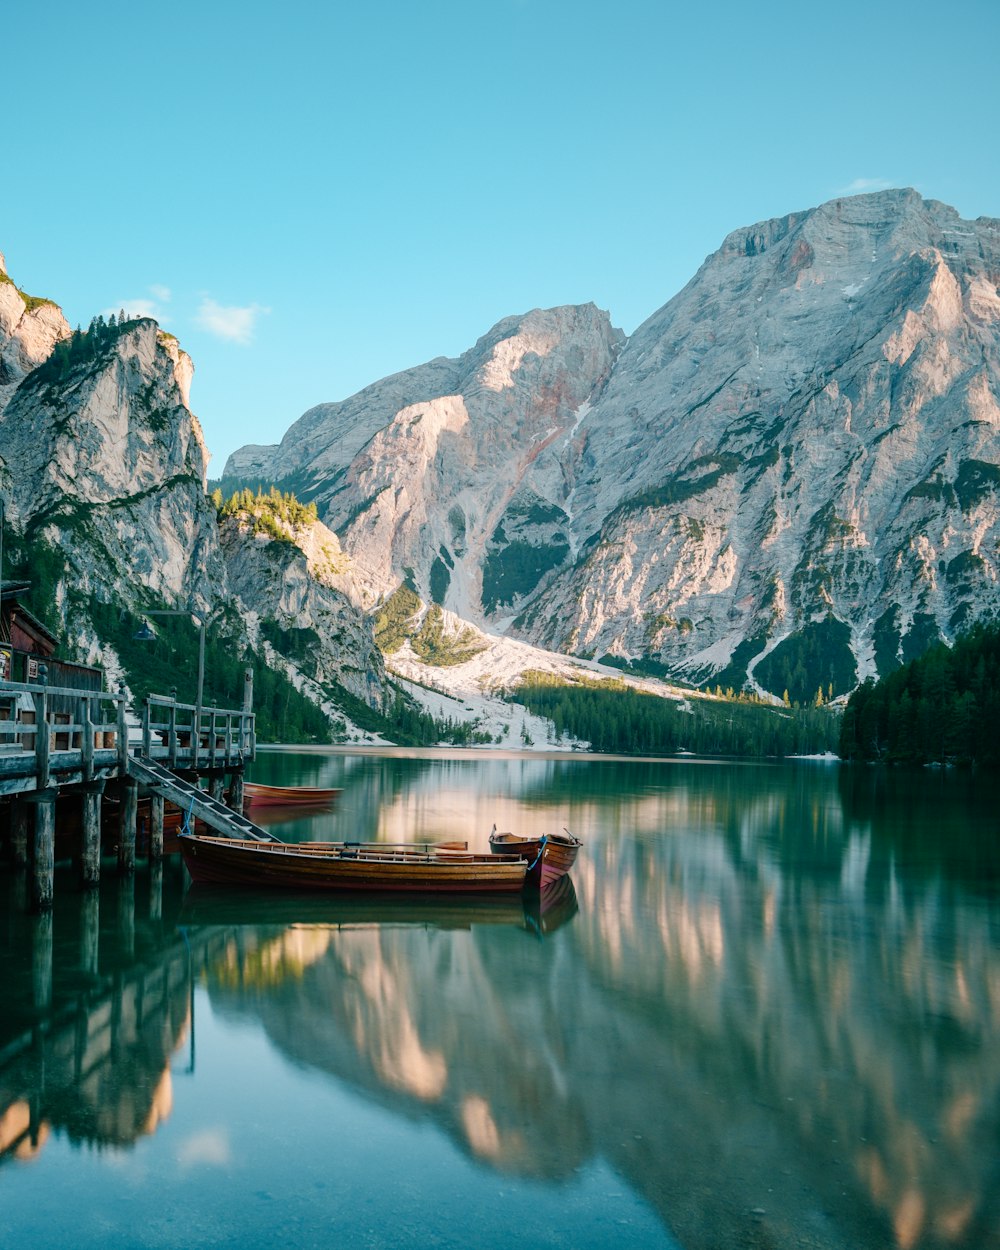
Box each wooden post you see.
[32,789,56,910]
[33,690,50,791]
[116,684,129,773]
[80,780,105,888]
[10,797,29,868]
[243,667,254,760]
[80,888,100,979]
[228,768,244,813]
[150,793,165,860]
[168,690,178,769]
[209,772,226,803]
[80,695,94,783]
[117,778,138,875]
[142,696,152,757]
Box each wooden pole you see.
[80,780,104,888]
[209,772,226,803]
[150,793,165,860]
[228,768,244,813]
[117,778,138,875]
[10,797,29,868]
[31,789,56,910]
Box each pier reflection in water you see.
[1,754,999,1250]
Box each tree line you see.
[839,621,1000,767]
[508,672,840,758]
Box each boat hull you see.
[243,783,341,807]
[488,830,581,888]
[179,834,527,894]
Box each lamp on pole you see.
[133,608,220,711]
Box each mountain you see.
[225,190,1000,700]
[0,251,387,733]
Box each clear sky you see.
[5,0,999,473]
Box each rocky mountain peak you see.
[222,190,1000,702]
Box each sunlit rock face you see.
[227,191,1000,690]
[219,513,387,709]
[0,255,386,716]
[224,304,624,613]
[0,315,224,613]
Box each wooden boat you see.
[488,825,582,888]
[243,782,342,807]
[179,833,528,894]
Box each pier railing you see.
[139,693,255,768]
[0,682,254,795]
[0,682,126,792]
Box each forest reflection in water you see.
[1,755,999,1250]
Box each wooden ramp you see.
[127,756,280,843]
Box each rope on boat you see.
[181,794,196,837]
[526,834,548,873]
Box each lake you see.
[1,751,999,1250]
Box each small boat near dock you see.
[243,782,342,807]
[488,826,582,888]
[179,833,528,894]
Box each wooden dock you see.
[0,674,262,910]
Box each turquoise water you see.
[2,752,999,1249]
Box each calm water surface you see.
[2,752,999,1250]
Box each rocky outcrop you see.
[0,256,387,726]
[227,190,1000,697]
[226,304,623,613]
[219,510,386,709]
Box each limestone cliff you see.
[0,259,386,728]
[226,190,1000,698]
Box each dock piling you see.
[31,789,56,910]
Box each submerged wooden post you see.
[117,876,135,961]
[80,780,105,888]
[117,778,138,875]
[80,888,100,979]
[31,789,57,910]
[150,793,165,860]
[149,858,163,924]
[10,797,29,869]
[32,912,53,1011]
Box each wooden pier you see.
[0,673,261,910]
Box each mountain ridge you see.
[224,188,1000,700]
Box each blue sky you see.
[5,0,999,472]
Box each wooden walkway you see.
[1,677,262,908]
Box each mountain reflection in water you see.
[2,759,999,1250]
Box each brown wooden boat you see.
[488,825,581,888]
[179,833,528,893]
[243,782,342,807]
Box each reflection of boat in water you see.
[522,875,579,936]
[180,877,579,935]
[179,833,528,893]
[244,782,342,807]
[180,885,525,929]
[489,826,582,888]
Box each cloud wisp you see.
[837,177,895,196]
[195,297,270,345]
